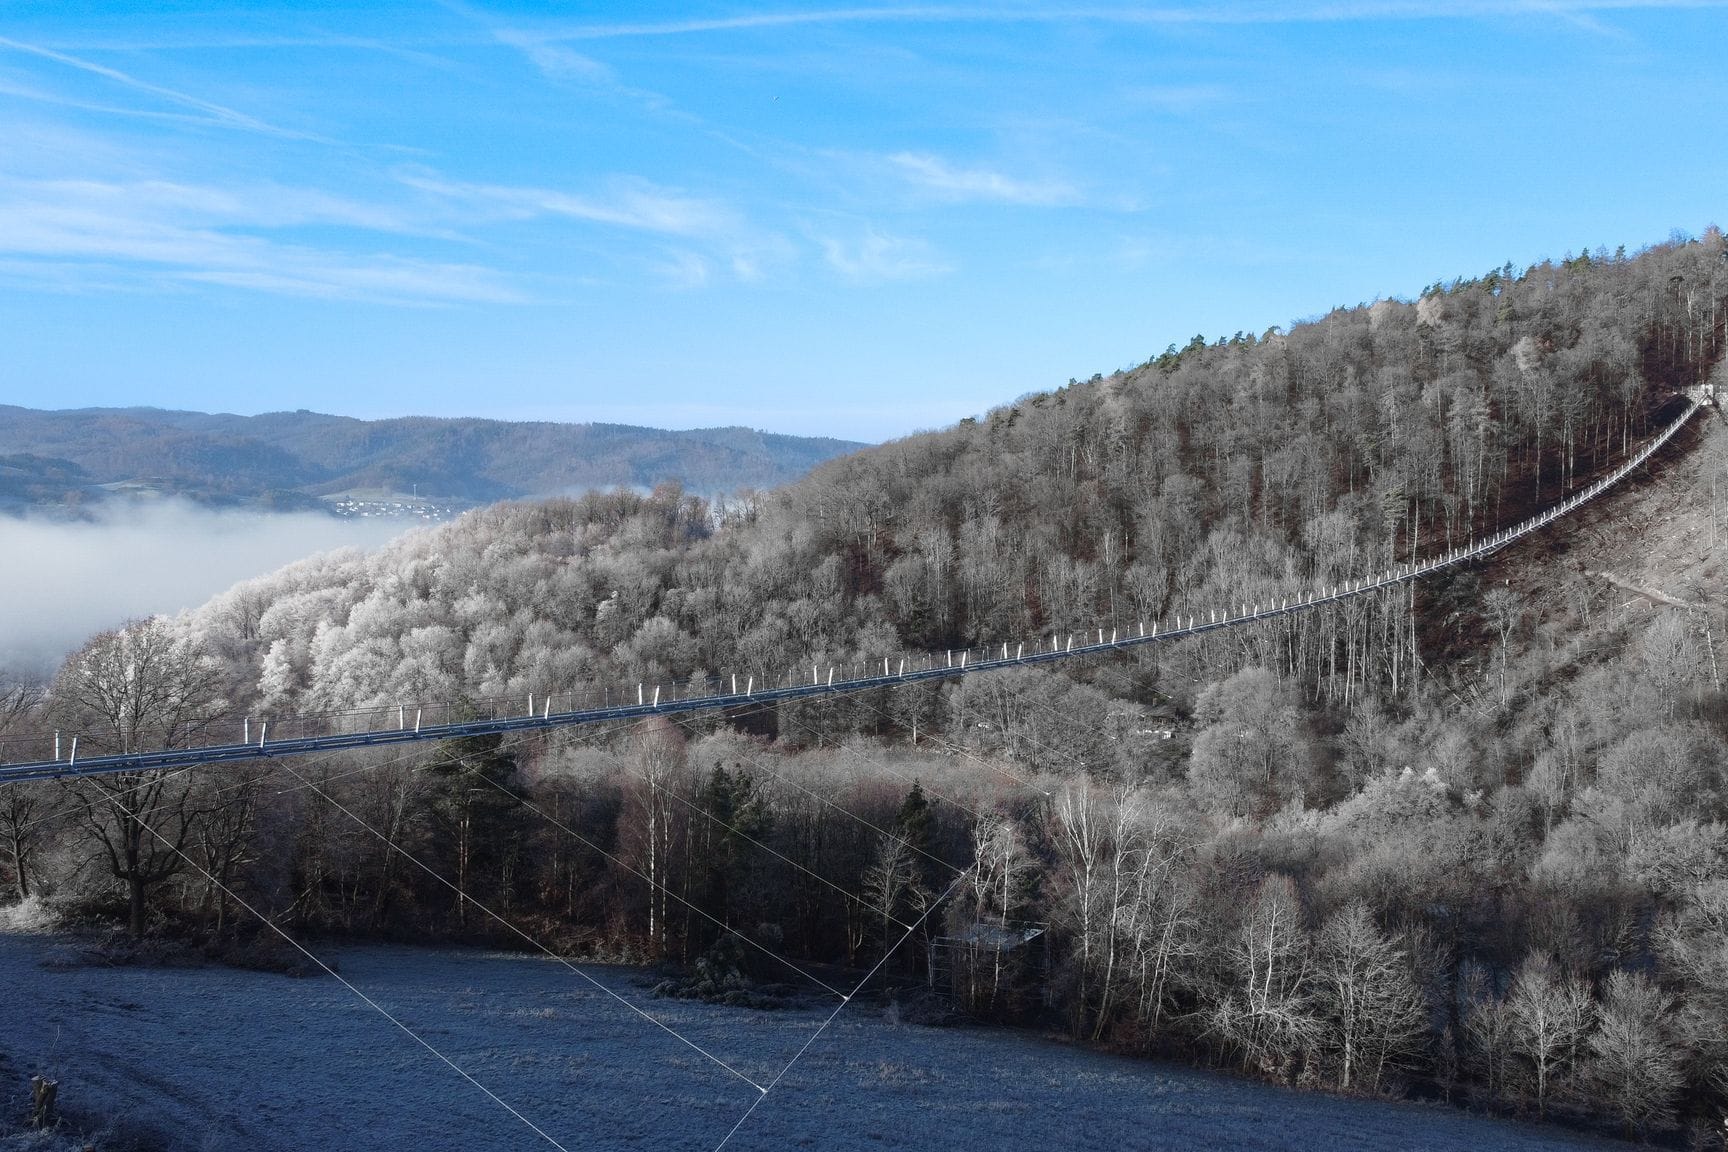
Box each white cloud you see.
[649,249,712,289]
[497,36,618,84]
[0,35,316,138]
[530,1,1728,40]
[0,160,798,302]
[0,175,520,303]
[403,171,796,284]
[404,172,737,237]
[817,227,949,281]
[489,27,678,111]
[0,76,250,129]
[183,259,519,304]
[889,152,1079,206]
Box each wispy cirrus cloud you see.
[0,35,319,139]
[403,171,795,283]
[0,176,519,304]
[513,0,1728,40]
[488,28,677,111]
[0,149,801,302]
[401,171,738,236]
[495,35,615,83]
[433,1,683,112]
[889,152,1079,206]
[647,249,715,290]
[0,75,260,129]
[816,226,949,281]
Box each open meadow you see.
[0,928,1626,1152]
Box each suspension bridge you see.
[0,391,1715,1152]
[0,396,1707,786]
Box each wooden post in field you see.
[30,1075,57,1129]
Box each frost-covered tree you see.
[0,678,47,901]
[1312,903,1427,1093]
[1505,951,1595,1116]
[1188,668,1314,817]
[1204,875,1321,1079]
[949,807,1038,1015]
[52,620,227,935]
[1587,969,1684,1136]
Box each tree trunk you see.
[7,831,28,900]
[128,871,146,937]
[125,821,146,937]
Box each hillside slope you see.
[162,233,1728,727]
[0,406,864,515]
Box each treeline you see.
[3,230,1728,1142]
[160,231,1728,722]
[4,632,1724,1139]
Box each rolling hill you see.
[0,406,865,516]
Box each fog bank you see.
[0,502,415,678]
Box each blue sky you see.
[1,2,1723,442]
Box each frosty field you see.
[0,930,1622,1152]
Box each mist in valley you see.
[0,500,414,679]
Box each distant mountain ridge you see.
[0,405,866,515]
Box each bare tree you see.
[341,758,424,931]
[861,833,917,961]
[1313,903,1428,1093]
[620,718,685,958]
[951,808,1036,1013]
[1655,879,1728,1122]
[53,620,224,755]
[421,732,521,932]
[189,764,270,934]
[0,675,34,734]
[1482,587,1522,708]
[1187,669,1314,817]
[1461,961,1515,1105]
[0,677,48,901]
[1050,782,1146,1039]
[1119,806,1201,1043]
[1506,951,1595,1117]
[0,782,50,902]
[1204,875,1322,1080]
[52,620,226,935]
[1587,969,1684,1137]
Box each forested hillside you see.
[7,231,1728,1143]
[0,406,862,513]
